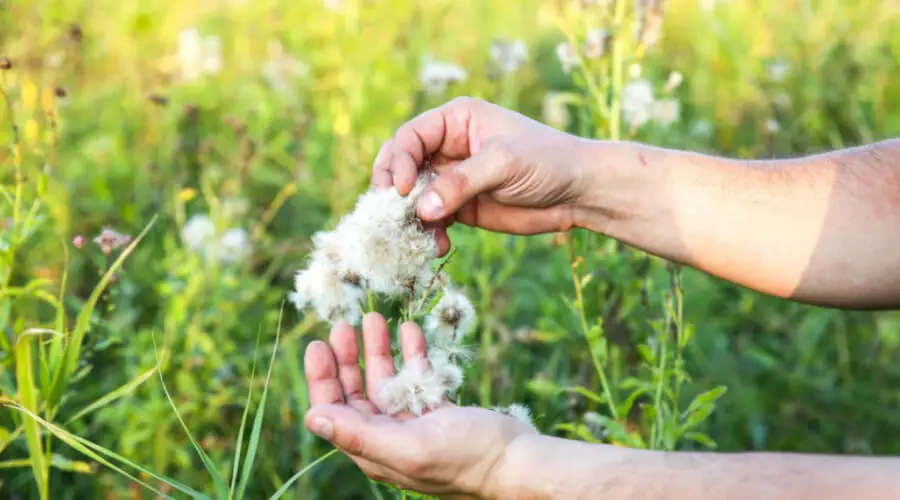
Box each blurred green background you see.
[2,0,900,498]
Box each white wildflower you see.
[290,255,365,325]
[629,63,642,79]
[489,40,528,74]
[584,29,609,59]
[766,119,780,133]
[419,56,467,95]
[180,213,252,265]
[664,71,683,92]
[177,28,222,82]
[555,42,579,73]
[217,228,251,264]
[767,59,790,82]
[542,92,570,130]
[621,78,655,129]
[690,119,712,137]
[261,40,309,96]
[181,214,217,253]
[424,287,476,347]
[651,98,680,127]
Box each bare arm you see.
[489,434,900,500]
[574,138,900,310]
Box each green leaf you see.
[64,355,162,425]
[565,385,606,405]
[269,449,339,500]
[682,386,727,420]
[4,402,204,499]
[152,335,230,499]
[236,309,284,499]
[14,334,49,500]
[684,431,718,449]
[230,327,263,497]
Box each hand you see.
[303,312,538,498]
[372,97,593,254]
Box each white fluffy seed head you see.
[425,287,476,346]
[378,355,447,416]
[290,255,365,325]
[325,172,439,295]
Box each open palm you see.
[303,312,535,498]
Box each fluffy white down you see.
[424,288,476,346]
[290,255,365,325]
[378,355,447,416]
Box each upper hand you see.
[303,312,537,498]
[371,97,591,254]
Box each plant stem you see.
[567,237,618,421]
[609,0,628,141]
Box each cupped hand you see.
[372,97,591,254]
[303,312,537,498]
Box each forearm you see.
[488,434,900,500]
[574,138,900,310]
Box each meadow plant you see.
[290,168,535,424]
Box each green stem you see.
[567,238,618,421]
[609,0,628,141]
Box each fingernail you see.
[418,191,444,219]
[309,416,334,440]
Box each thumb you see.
[305,405,404,464]
[416,147,507,221]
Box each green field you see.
[2,0,900,498]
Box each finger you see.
[361,312,397,402]
[371,140,394,189]
[416,146,507,221]
[329,322,364,401]
[305,404,416,467]
[375,99,475,195]
[421,221,452,256]
[399,322,429,363]
[456,196,573,235]
[304,341,345,406]
[434,226,451,256]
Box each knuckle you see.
[437,170,472,201]
[449,95,480,110]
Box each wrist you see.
[480,432,638,500]
[570,138,668,237]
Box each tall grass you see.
[2,0,900,498]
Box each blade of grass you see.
[268,449,339,500]
[229,326,264,497]
[235,306,284,499]
[64,354,163,425]
[14,333,49,500]
[152,333,231,499]
[0,459,32,469]
[4,401,203,499]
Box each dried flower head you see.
[0,57,12,70]
[425,287,476,346]
[93,227,130,254]
[290,255,365,325]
